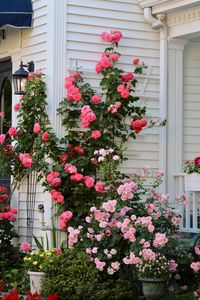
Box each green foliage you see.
[0,267,29,294]
[0,220,19,274]
[41,249,138,300]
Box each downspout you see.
[144,8,168,193]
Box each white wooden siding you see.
[183,42,200,161]
[66,0,160,172]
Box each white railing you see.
[174,173,200,233]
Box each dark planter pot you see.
[139,277,168,300]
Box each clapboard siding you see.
[66,0,160,172]
[183,42,200,160]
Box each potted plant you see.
[183,157,200,191]
[137,255,170,300]
[23,249,54,295]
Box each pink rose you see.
[64,163,77,174]
[21,242,31,252]
[70,173,84,182]
[121,90,130,99]
[14,103,22,112]
[95,62,103,74]
[84,176,94,188]
[33,123,41,133]
[0,134,5,144]
[153,233,168,248]
[117,84,125,93]
[91,130,101,139]
[0,112,4,117]
[41,132,50,141]
[8,127,17,138]
[91,95,102,104]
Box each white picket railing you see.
[173,173,200,233]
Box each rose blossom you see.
[91,95,102,104]
[8,127,17,137]
[33,123,41,133]
[133,58,140,65]
[153,233,168,248]
[14,103,22,112]
[131,119,147,133]
[91,130,101,139]
[84,176,94,188]
[41,131,50,141]
[59,211,73,230]
[0,134,5,144]
[191,262,200,272]
[21,242,31,252]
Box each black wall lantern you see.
[12,61,34,95]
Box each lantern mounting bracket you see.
[20,61,35,73]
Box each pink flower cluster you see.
[107,101,122,114]
[91,95,102,104]
[117,84,131,99]
[33,123,41,134]
[117,181,137,201]
[123,252,139,265]
[153,233,168,248]
[191,261,200,272]
[68,226,80,248]
[21,242,31,252]
[59,210,73,230]
[47,171,61,187]
[8,127,17,138]
[101,31,122,43]
[91,130,101,140]
[0,207,18,221]
[64,163,94,188]
[121,72,135,82]
[19,153,33,168]
[80,105,96,128]
[50,189,64,203]
[64,75,82,102]
[95,52,120,74]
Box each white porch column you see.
[167,39,187,199]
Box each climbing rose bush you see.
[44,30,164,223]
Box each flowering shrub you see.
[0,290,58,300]
[44,30,165,224]
[67,169,184,280]
[183,157,200,174]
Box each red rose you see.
[131,119,147,133]
[194,157,200,166]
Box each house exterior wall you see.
[0,0,162,244]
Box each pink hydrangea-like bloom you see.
[102,200,117,213]
[117,182,137,201]
[191,262,200,272]
[59,211,73,230]
[19,153,32,168]
[14,102,22,112]
[153,233,168,248]
[8,127,17,138]
[64,163,77,174]
[21,242,31,252]
[84,176,94,188]
[141,248,156,261]
[94,257,106,271]
[42,131,50,142]
[91,95,102,104]
[0,134,5,144]
[33,122,41,133]
[91,130,101,139]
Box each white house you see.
[0,0,200,245]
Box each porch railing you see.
[174,173,200,233]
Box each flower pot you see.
[139,277,168,300]
[28,271,45,295]
[184,173,200,191]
